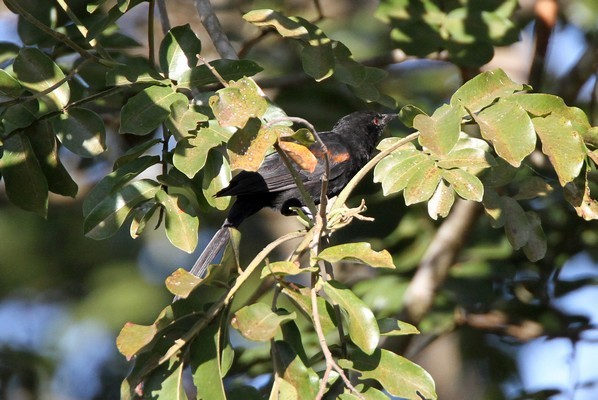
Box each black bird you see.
[187,111,396,279]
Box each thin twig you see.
[148,0,156,66]
[332,132,420,210]
[199,56,228,86]
[194,0,238,59]
[311,283,364,400]
[156,0,171,33]
[158,230,304,364]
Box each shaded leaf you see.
[513,176,553,200]
[177,59,263,89]
[2,100,39,134]
[339,349,437,400]
[51,108,106,157]
[301,43,335,81]
[120,86,187,135]
[202,150,232,210]
[522,211,547,261]
[27,120,78,197]
[272,341,320,399]
[482,189,505,228]
[232,303,296,342]
[83,155,160,216]
[13,47,70,110]
[323,280,380,354]
[190,319,227,400]
[84,179,160,240]
[0,69,24,98]
[317,242,395,269]
[114,138,162,170]
[474,99,535,167]
[0,132,48,216]
[563,173,598,221]
[282,286,337,334]
[164,99,208,140]
[261,261,313,279]
[156,190,199,253]
[398,104,427,128]
[502,196,530,250]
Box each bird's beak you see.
[381,113,397,125]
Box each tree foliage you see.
[1,0,597,399]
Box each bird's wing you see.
[217,138,353,197]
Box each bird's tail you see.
[188,222,232,279]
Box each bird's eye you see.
[372,114,382,126]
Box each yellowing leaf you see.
[210,77,267,128]
[317,243,395,269]
[278,140,317,173]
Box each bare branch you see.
[156,0,171,33]
[194,0,238,59]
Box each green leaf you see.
[282,286,337,335]
[261,261,314,279]
[2,100,39,134]
[164,99,208,140]
[0,132,48,216]
[116,322,158,360]
[339,349,437,399]
[114,138,162,170]
[301,43,335,82]
[202,151,232,210]
[374,149,431,195]
[51,108,107,157]
[189,319,227,400]
[159,24,201,80]
[522,211,547,262]
[450,69,524,113]
[13,47,70,111]
[532,114,586,186]
[243,9,309,39]
[272,341,320,399]
[173,124,227,178]
[474,99,536,167]
[339,385,389,400]
[442,169,484,202]
[564,173,598,221]
[156,190,199,253]
[482,189,505,228]
[378,318,420,336]
[84,179,160,240]
[0,69,24,98]
[404,158,442,205]
[502,196,530,250]
[437,148,495,172]
[227,118,277,171]
[513,176,553,200]
[177,59,263,89]
[130,202,159,239]
[209,77,268,128]
[322,280,380,355]
[26,120,78,197]
[0,42,20,65]
[120,86,187,135]
[415,104,462,155]
[317,242,395,269]
[398,104,427,128]
[165,268,202,298]
[83,155,160,216]
[427,179,455,220]
[148,360,188,400]
[232,303,296,342]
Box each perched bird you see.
[187,111,396,280]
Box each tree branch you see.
[193,0,238,59]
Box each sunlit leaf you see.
[260,261,313,279]
[210,77,268,128]
[282,286,337,334]
[374,149,430,195]
[474,99,535,167]
[378,318,420,336]
[427,179,455,220]
[442,168,483,202]
[415,104,462,155]
[13,47,70,110]
[339,349,437,399]
[404,158,442,205]
[177,59,263,89]
[202,151,232,210]
[317,243,395,269]
[227,119,278,171]
[116,322,158,360]
[563,172,598,221]
[164,99,208,140]
[272,341,320,399]
[159,24,201,80]
[323,280,380,354]
[451,69,524,113]
[173,124,228,178]
[278,140,317,172]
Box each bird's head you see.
[333,111,397,148]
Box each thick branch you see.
[194,0,238,59]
